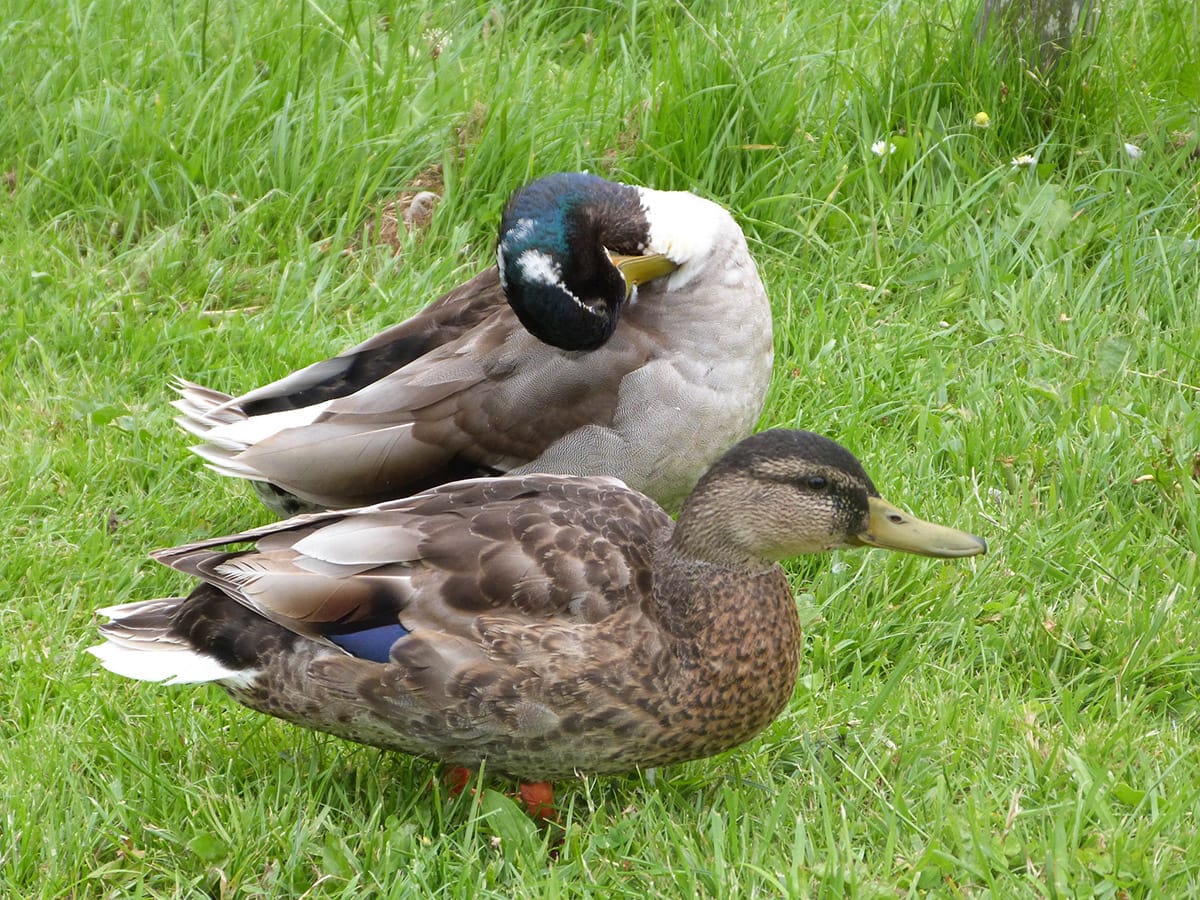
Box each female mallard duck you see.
[92,430,985,815]
[176,172,773,517]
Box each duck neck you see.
[669,491,775,573]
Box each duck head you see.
[496,173,679,351]
[673,430,988,569]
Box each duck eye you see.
[805,475,828,490]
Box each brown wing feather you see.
[154,474,670,650]
[236,269,507,415]
[228,292,661,508]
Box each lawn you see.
[2,0,1198,895]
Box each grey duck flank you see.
[92,430,987,781]
[175,172,773,516]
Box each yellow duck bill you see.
[854,496,988,558]
[611,252,679,297]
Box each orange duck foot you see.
[443,765,475,797]
[517,781,556,821]
[442,768,554,821]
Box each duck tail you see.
[89,598,248,686]
[169,378,267,480]
[168,377,330,489]
[171,378,244,437]
[170,378,255,475]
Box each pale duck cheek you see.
[505,216,536,243]
[517,249,586,310]
[517,248,563,287]
[497,217,537,290]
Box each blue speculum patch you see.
[329,623,410,663]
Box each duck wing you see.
[181,283,663,509]
[152,473,671,664]
[231,269,506,416]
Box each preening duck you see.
[176,172,773,516]
[92,430,986,815]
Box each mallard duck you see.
[91,429,986,815]
[175,172,773,517]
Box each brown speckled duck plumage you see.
[91,430,986,781]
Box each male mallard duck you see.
[176,172,773,517]
[91,430,986,815]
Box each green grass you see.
[3,0,1199,895]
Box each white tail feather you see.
[190,443,267,480]
[90,599,254,686]
[88,641,248,685]
[175,390,332,456]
